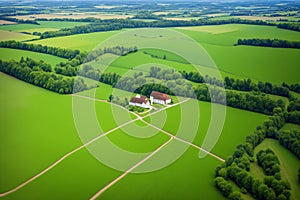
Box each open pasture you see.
[9,14,132,21]
[0,21,90,34]
[175,24,300,46]
[0,30,38,41]
[0,48,66,67]
[29,31,120,52]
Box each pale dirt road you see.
[89,137,174,200]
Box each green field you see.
[144,99,267,158]
[0,30,38,41]
[29,31,120,51]
[175,25,300,84]
[99,143,225,200]
[0,48,66,66]
[27,24,300,84]
[0,69,269,199]
[0,21,90,33]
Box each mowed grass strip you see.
[0,48,66,67]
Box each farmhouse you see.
[150,91,171,105]
[129,94,150,108]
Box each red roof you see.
[150,91,170,101]
[130,97,148,104]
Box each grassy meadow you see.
[0,48,66,66]
[0,30,38,41]
[0,21,90,33]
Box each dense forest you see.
[237,38,300,49]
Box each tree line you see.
[0,58,88,94]
[282,82,300,94]
[180,70,291,98]
[55,46,136,77]
[0,17,38,25]
[98,67,285,115]
[278,23,300,32]
[85,46,137,62]
[0,40,82,59]
[215,108,292,200]
[237,38,300,49]
[279,129,300,159]
[39,18,279,39]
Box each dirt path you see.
[89,137,174,200]
[141,119,225,162]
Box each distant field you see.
[254,139,300,200]
[164,17,203,21]
[0,30,38,41]
[0,21,90,33]
[202,44,300,84]
[29,31,120,51]
[9,13,132,20]
[236,15,296,21]
[0,48,66,67]
[0,20,16,25]
[175,24,300,46]
[174,25,300,84]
